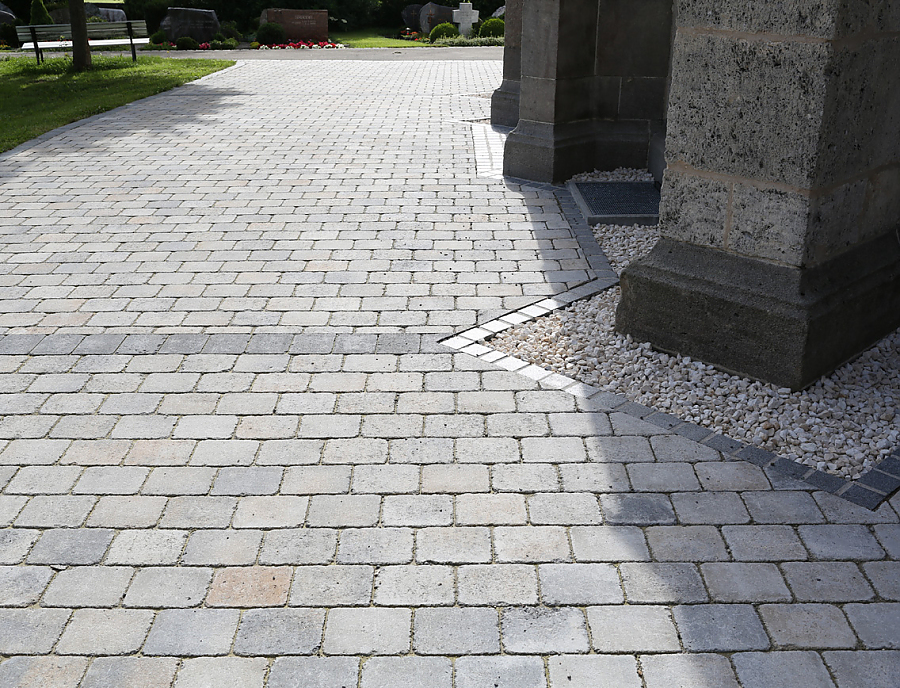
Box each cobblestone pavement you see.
[0,59,898,687]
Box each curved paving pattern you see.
[0,59,897,687]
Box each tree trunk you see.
[68,0,91,71]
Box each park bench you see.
[16,20,149,64]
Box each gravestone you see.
[452,2,479,37]
[419,2,453,36]
[259,8,328,43]
[159,7,220,43]
[401,4,422,31]
[492,5,506,17]
[98,7,127,22]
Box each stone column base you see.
[491,79,520,128]
[616,235,900,390]
[503,119,649,184]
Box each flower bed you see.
[255,41,345,50]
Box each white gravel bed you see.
[570,167,655,183]
[490,198,899,480]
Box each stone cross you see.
[452,2,479,37]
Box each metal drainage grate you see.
[569,181,661,225]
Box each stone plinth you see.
[260,8,328,43]
[616,0,900,390]
[490,0,521,127]
[503,0,672,183]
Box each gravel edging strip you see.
[441,178,900,511]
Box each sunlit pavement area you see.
[0,58,897,687]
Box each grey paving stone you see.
[390,437,454,464]
[823,650,900,688]
[182,529,263,566]
[26,528,113,565]
[863,561,900,600]
[742,491,825,524]
[0,608,70,654]
[732,651,836,688]
[539,563,623,604]
[646,525,729,561]
[873,524,900,558]
[457,493,527,525]
[41,565,134,607]
[671,491,750,524]
[86,496,167,528]
[211,467,283,496]
[56,608,154,655]
[722,525,808,561]
[798,524,886,560]
[0,566,53,607]
[0,529,39,565]
[260,529,337,565]
[494,526,571,563]
[124,567,212,608]
[337,528,413,565]
[143,609,240,656]
[323,607,411,655]
[458,564,538,605]
[5,466,82,495]
[695,461,771,491]
[584,435,655,462]
[232,496,309,528]
[374,565,454,605]
[160,496,237,529]
[844,603,900,649]
[268,657,358,688]
[106,530,188,565]
[416,526,492,564]
[175,657,267,688]
[570,525,650,561]
[528,492,602,524]
[502,606,589,653]
[599,493,675,525]
[587,605,680,652]
[521,436,586,463]
[80,657,178,688]
[813,491,898,524]
[0,656,89,688]
[640,653,739,688]
[414,607,500,655]
[548,655,641,688]
[307,495,379,527]
[627,463,699,492]
[558,463,629,492]
[14,496,95,528]
[620,562,708,603]
[782,562,875,602]
[455,656,546,688]
[701,563,791,602]
[760,603,857,649]
[422,464,489,493]
[290,565,373,606]
[382,495,453,527]
[674,604,770,651]
[360,657,450,688]
[234,608,326,655]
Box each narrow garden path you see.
[0,58,896,688]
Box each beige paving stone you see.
[206,566,292,607]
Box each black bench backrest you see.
[16,20,148,42]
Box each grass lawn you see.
[0,55,233,153]
[336,27,427,48]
